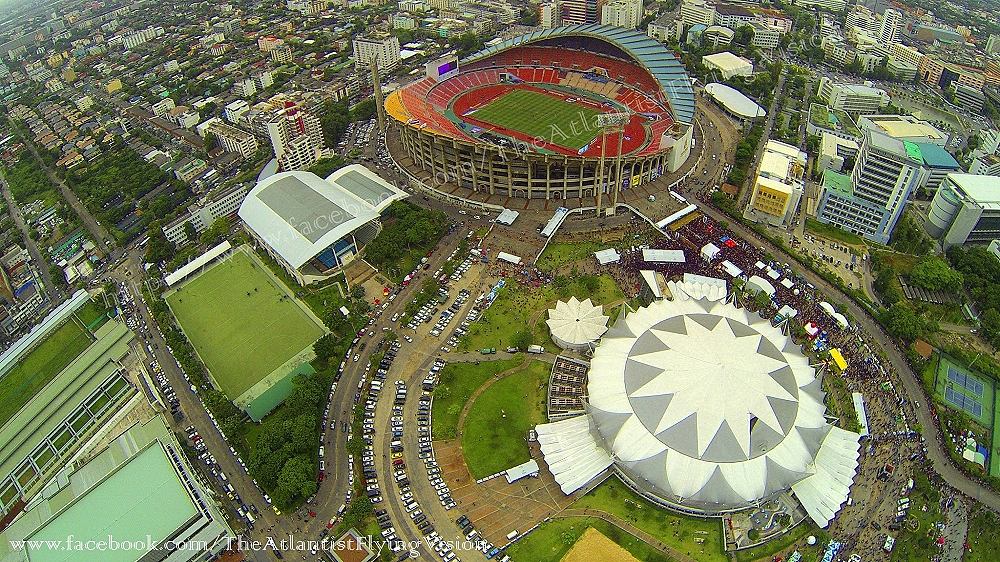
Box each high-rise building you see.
[679,0,715,27]
[209,122,260,159]
[601,0,642,29]
[926,173,1000,246]
[562,0,599,24]
[816,130,923,244]
[267,102,325,171]
[540,1,562,28]
[878,8,902,46]
[353,35,401,72]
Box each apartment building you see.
[209,122,260,159]
[353,35,401,72]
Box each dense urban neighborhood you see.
[1,0,1000,561]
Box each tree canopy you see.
[909,256,963,292]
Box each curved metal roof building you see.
[465,24,696,125]
[537,295,861,527]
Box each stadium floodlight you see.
[597,112,630,128]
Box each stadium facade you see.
[537,289,861,528]
[386,25,696,204]
[0,291,139,524]
[239,164,407,285]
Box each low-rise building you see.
[702,51,753,79]
[817,77,889,115]
[744,140,807,227]
[162,183,249,246]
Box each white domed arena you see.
[536,295,861,528]
[546,297,609,351]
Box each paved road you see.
[0,175,63,303]
[738,67,787,207]
[696,202,1000,513]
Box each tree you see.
[880,302,935,342]
[199,216,231,246]
[49,264,66,286]
[910,257,963,292]
[314,334,340,363]
[350,98,376,122]
[204,132,219,152]
[511,330,532,350]
[183,221,197,243]
[144,222,175,264]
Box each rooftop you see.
[947,173,1000,203]
[702,51,754,72]
[823,170,853,196]
[914,143,961,169]
[704,83,765,119]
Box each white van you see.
[505,530,518,540]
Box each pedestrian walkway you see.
[556,507,700,562]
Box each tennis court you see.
[165,249,326,400]
[934,354,994,428]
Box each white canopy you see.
[496,208,519,225]
[746,275,776,297]
[642,249,685,263]
[655,204,697,229]
[780,278,794,289]
[505,459,539,483]
[165,240,232,287]
[701,243,721,262]
[721,260,743,277]
[777,305,798,319]
[497,252,522,265]
[594,248,621,265]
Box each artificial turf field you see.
[471,89,603,150]
[166,249,325,400]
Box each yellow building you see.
[61,67,76,83]
[105,78,122,94]
[749,176,794,218]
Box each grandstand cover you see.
[164,241,232,287]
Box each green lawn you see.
[733,521,824,562]
[806,218,866,247]
[890,472,944,562]
[965,506,1000,562]
[470,89,603,150]
[459,274,623,353]
[75,300,109,331]
[536,241,603,272]
[574,478,727,562]
[0,318,93,427]
[166,250,325,399]
[431,358,521,439]
[462,360,549,478]
[507,517,673,562]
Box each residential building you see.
[163,59,180,72]
[162,183,249,246]
[393,14,418,29]
[793,0,848,12]
[270,43,293,64]
[817,77,890,115]
[105,78,122,94]
[601,0,642,29]
[540,1,562,28]
[647,14,681,42]
[151,97,176,118]
[255,71,274,90]
[174,158,208,183]
[224,99,250,123]
[988,34,1000,55]
[267,103,325,171]
[744,140,807,227]
[353,35,401,72]
[970,153,1000,176]
[877,8,902,46]
[209,122,260,159]
[846,5,878,36]
[176,110,200,128]
[563,0,599,24]
[749,22,783,50]
[816,130,923,243]
[210,42,231,56]
[258,35,284,52]
[233,77,257,98]
[926,173,1000,246]
[680,0,715,27]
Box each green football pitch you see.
[470,89,604,150]
[166,250,325,400]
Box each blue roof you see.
[915,143,961,170]
[463,24,696,126]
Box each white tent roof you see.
[505,459,539,483]
[238,166,406,269]
[777,305,798,319]
[701,243,721,261]
[497,252,522,265]
[497,208,519,225]
[536,415,614,494]
[586,299,859,512]
[721,260,743,277]
[594,248,621,265]
[642,249,685,263]
[746,275,776,297]
[780,278,794,289]
[546,297,609,349]
[790,426,861,527]
[668,274,727,302]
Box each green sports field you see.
[166,250,325,400]
[470,89,603,150]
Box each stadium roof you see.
[239,165,406,269]
[463,24,696,125]
[704,83,765,119]
[581,299,860,516]
[547,297,609,349]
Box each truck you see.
[480,348,496,355]
[527,345,544,354]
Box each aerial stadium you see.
[385,25,696,204]
[536,283,862,529]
